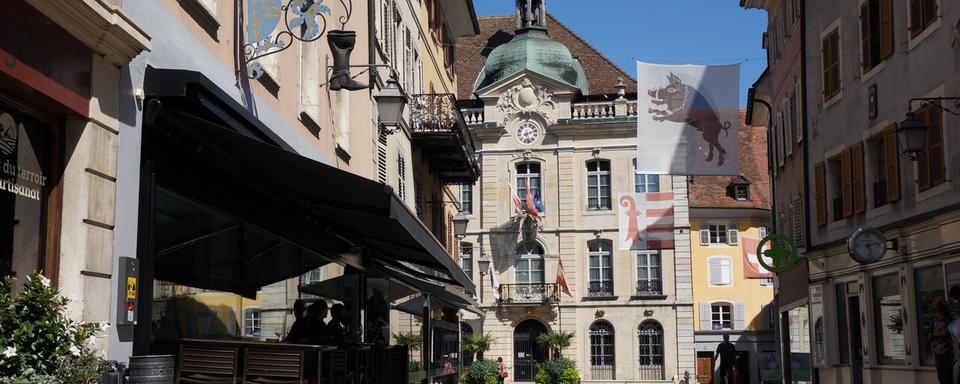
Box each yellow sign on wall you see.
[126,277,137,299]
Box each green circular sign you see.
[756,234,798,273]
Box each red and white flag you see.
[743,237,773,279]
[508,181,523,215]
[617,192,675,250]
[556,259,572,297]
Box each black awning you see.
[143,68,474,297]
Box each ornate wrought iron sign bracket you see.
[243,0,352,79]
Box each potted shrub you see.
[459,359,497,384]
[0,273,110,384]
[535,331,575,360]
[534,358,580,384]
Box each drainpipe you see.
[368,0,377,92]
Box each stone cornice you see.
[26,0,151,66]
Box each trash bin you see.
[126,355,174,384]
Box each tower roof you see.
[455,15,637,100]
[473,28,589,95]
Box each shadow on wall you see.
[152,294,239,354]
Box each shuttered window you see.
[883,124,901,202]
[708,257,732,286]
[916,103,946,192]
[822,29,841,100]
[728,224,739,245]
[815,162,827,226]
[860,0,894,72]
[852,142,866,214]
[794,80,804,142]
[783,99,793,156]
[909,0,939,38]
[377,131,388,183]
[699,224,709,246]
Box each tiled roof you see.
[689,111,771,210]
[454,14,637,100]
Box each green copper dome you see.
[474,29,589,95]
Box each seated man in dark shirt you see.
[324,303,349,346]
[285,300,328,344]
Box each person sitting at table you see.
[284,300,308,343]
[325,303,348,345]
[304,300,329,344]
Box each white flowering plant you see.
[0,273,108,383]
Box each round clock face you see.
[515,121,540,145]
[848,227,886,264]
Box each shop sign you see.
[0,0,92,116]
[0,111,46,201]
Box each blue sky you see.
[472,1,768,106]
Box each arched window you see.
[589,321,615,380]
[637,321,665,380]
[515,242,544,284]
[586,160,611,210]
[461,323,475,366]
[587,240,613,297]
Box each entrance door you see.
[848,296,863,384]
[697,352,714,384]
[734,351,750,384]
[514,320,548,382]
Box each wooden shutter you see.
[851,142,866,214]
[709,259,722,285]
[909,0,922,37]
[720,259,732,285]
[815,162,827,226]
[728,223,739,245]
[734,303,746,330]
[700,303,712,331]
[879,0,894,59]
[700,224,710,245]
[841,148,853,217]
[860,1,872,71]
[926,102,946,188]
[883,124,901,202]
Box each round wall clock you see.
[515,121,540,145]
[847,227,886,264]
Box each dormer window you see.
[727,176,751,201]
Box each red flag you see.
[508,181,523,215]
[525,183,539,217]
[556,259,571,297]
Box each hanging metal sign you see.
[244,0,351,79]
[755,234,798,273]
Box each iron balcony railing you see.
[635,280,663,297]
[587,281,614,297]
[409,93,479,179]
[498,283,559,304]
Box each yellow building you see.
[689,118,776,384]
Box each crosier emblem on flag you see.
[635,61,740,176]
[618,192,675,250]
[556,259,571,297]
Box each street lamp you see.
[897,111,927,161]
[476,256,491,304]
[374,74,407,131]
[898,97,960,160]
[452,212,469,239]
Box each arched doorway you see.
[514,320,549,381]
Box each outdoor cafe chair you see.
[242,346,308,384]
[177,341,239,384]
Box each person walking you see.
[930,297,954,384]
[497,357,508,384]
[715,334,736,384]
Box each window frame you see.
[710,303,734,330]
[586,160,612,210]
[637,321,665,368]
[244,308,262,337]
[587,240,614,296]
[635,251,663,295]
[632,159,661,193]
[516,162,542,210]
[589,321,616,376]
[821,25,842,103]
[515,242,545,284]
[460,242,474,281]
[459,183,473,214]
[872,272,906,365]
[908,0,939,39]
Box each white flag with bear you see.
[635,62,740,176]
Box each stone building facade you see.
[453,5,697,383]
